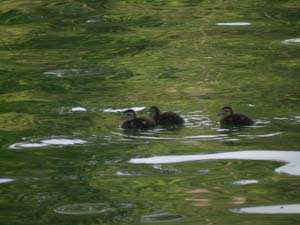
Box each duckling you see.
[219,106,254,127]
[121,109,155,130]
[149,106,184,127]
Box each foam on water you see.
[231,204,300,214]
[113,132,228,141]
[43,68,105,78]
[216,22,251,26]
[238,132,283,138]
[71,107,87,112]
[283,38,300,44]
[183,113,213,128]
[0,178,14,184]
[10,138,87,149]
[129,150,300,176]
[103,107,145,113]
[233,179,258,185]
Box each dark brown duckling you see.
[121,109,155,130]
[219,106,254,127]
[149,106,184,127]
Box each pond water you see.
[0,0,300,225]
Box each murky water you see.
[1,0,300,225]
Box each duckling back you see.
[122,118,155,130]
[221,113,254,127]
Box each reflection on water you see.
[112,131,229,141]
[54,203,114,215]
[141,212,184,223]
[238,132,283,138]
[70,107,87,112]
[43,68,106,78]
[216,22,251,26]
[183,112,213,128]
[282,38,300,44]
[0,178,14,184]
[9,138,87,149]
[232,204,300,214]
[129,150,300,176]
[232,179,258,185]
[103,107,146,113]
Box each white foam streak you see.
[103,107,145,113]
[216,22,251,26]
[71,107,87,112]
[10,138,87,149]
[129,150,300,176]
[0,178,14,184]
[232,204,300,214]
[283,38,300,44]
[233,179,258,185]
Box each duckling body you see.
[219,106,253,127]
[150,106,184,127]
[121,109,155,130]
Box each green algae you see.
[0,0,300,225]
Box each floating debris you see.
[10,138,87,149]
[129,150,300,176]
[231,204,300,214]
[233,179,258,185]
[54,203,114,215]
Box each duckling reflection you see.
[149,106,184,128]
[219,106,254,127]
[121,109,155,130]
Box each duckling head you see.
[218,106,234,119]
[123,109,136,120]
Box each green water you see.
[1,0,300,224]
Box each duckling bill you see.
[219,106,254,127]
[121,109,155,130]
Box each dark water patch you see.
[130,150,300,176]
[54,203,114,215]
[231,204,300,214]
[0,9,35,25]
[141,212,184,223]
